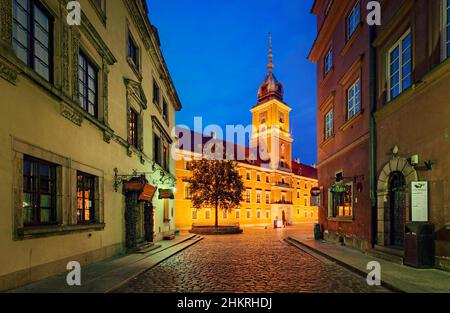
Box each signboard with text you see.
[411,181,429,222]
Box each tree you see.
[186,159,244,227]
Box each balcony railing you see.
[271,200,293,205]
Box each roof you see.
[175,127,318,180]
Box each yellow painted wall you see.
[0,0,179,291]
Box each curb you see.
[287,236,405,293]
[106,236,204,293]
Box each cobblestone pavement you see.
[115,225,390,293]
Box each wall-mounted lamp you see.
[424,160,434,171]
[409,154,419,166]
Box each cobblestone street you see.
[115,225,390,293]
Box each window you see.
[304,196,309,206]
[325,109,334,140]
[265,193,270,204]
[78,52,98,117]
[297,208,300,215]
[153,80,160,107]
[185,186,191,199]
[223,210,228,219]
[246,171,251,180]
[388,31,412,100]
[443,0,450,59]
[259,112,267,124]
[128,34,139,69]
[162,99,169,122]
[185,161,192,170]
[23,156,57,226]
[347,79,361,120]
[324,48,333,76]
[330,184,353,218]
[153,134,162,166]
[245,189,251,203]
[192,209,197,220]
[246,209,251,219]
[266,210,270,219]
[266,175,270,183]
[347,1,360,39]
[163,143,170,171]
[297,190,300,198]
[77,172,96,224]
[257,173,261,181]
[281,192,286,203]
[256,210,261,219]
[129,108,139,149]
[236,210,241,219]
[205,210,211,220]
[13,0,53,81]
[92,0,105,12]
[279,112,285,124]
[256,191,261,203]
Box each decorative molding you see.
[61,5,71,96]
[60,102,83,126]
[71,27,81,101]
[0,56,19,84]
[124,77,148,110]
[80,11,116,65]
[102,58,109,126]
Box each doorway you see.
[389,171,406,247]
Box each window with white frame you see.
[347,1,360,39]
[347,79,361,120]
[442,0,450,60]
[324,48,333,76]
[245,189,251,202]
[256,190,261,203]
[265,192,270,204]
[325,109,333,140]
[388,30,412,101]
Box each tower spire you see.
[268,32,274,73]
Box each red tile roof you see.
[175,127,318,179]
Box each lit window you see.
[246,189,251,202]
[347,79,361,120]
[325,109,334,140]
[129,108,139,149]
[13,0,53,81]
[330,184,353,218]
[324,48,333,76]
[347,1,360,39]
[77,172,96,224]
[388,31,412,100]
[256,191,261,203]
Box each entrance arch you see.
[376,157,418,247]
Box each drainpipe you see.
[369,24,377,248]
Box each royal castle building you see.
[0,0,181,291]
[174,37,318,229]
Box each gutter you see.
[369,24,377,248]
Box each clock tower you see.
[250,34,293,171]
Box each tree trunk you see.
[215,203,219,228]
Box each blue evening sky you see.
[148,0,318,165]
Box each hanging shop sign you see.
[330,182,350,193]
[158,189,175,199]
[411,181,429,222]
[139,184,157,202]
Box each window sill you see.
[339,110,363,132]
[341,23,363,57]
[327,217,354,222]
[17,223,106,240]
[320,135,335,148]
